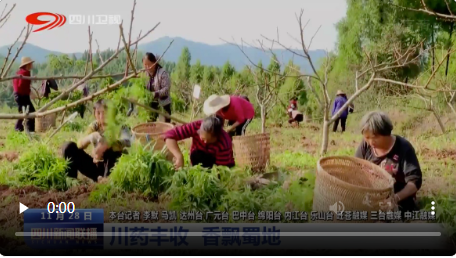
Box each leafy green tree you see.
[190,59,204,84]
[220,61,235,83]
[202,66,215,86]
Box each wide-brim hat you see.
[336,90,345,96]
[203,94,230,115]
[20,57,34,67]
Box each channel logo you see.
[25,12,66,32]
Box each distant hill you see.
[0,44,82,63]
[0,37,326,71]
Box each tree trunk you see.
[432,25,435,72]
[445,22,454,77]
[260,105,266,133]
[320,120,330,156]
[431,107,446,134]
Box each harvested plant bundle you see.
[165,166,226,212]
[109,143,174,197]
[14,142,77,191]
[103,78,154,145]
[104,100,124,146]
[220,171,315,219]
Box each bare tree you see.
[247,65,281,133]
[0,0,173,122]
[228,9,422,155]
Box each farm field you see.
[2,0,456,255]
[1,105,455,253]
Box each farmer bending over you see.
[163,115,235,170]
[61,99,131,182]
[287,97,303,126]
[355,111,422,213]
[203,94,255,137]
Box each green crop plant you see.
[274,173,315,212]
[12,142,77,191]
[88,182,115,203]
[104,100,125,146]
[219,184,277,218]
[165,165,226,212]
[218,171,315,221]
[3,130,38,150]
[0,162,15,185]
[217,166,252,192]
[109,142,174,197]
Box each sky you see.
[0,0,347,53]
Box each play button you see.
[19,202,28,214]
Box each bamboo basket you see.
[132,122,174,161]
[312,156,395,223]
[35,113,57,132]
[233,133,270,173]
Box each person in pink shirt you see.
[203,94,255,137]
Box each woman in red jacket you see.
[203,94,255,137]
[163,115,235,169]
[13,57,35,132]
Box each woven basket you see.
[233,133,270,173]
[35,113,57,132]
[132,122,175,161]
[312,156,395,222]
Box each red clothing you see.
[217,96,255,124]
[163,120,235,167]
[288,100,297,110]
[13,68,31,95]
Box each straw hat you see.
[203,94,230,115]
[336,90,345,96]
[19,57,34,68]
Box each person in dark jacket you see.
[41,79,58,98]
[355,111,422,214]
[332,90,350,132]
[143,52,172,123]
[13,57,35,132]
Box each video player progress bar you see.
[15,232,442,237]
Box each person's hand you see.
[92,141,108,162]
[89,132,103,145]
[97,176,109,184]
[173,155,184,170]
[226,126,235,132]
[379,195,398,211]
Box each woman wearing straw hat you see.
[332,90,353,133]
[13,57,36,132]
[203,94,255,137]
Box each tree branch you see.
[37,22,161,112]
[1,25,32,78]
[0,3,15,25]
